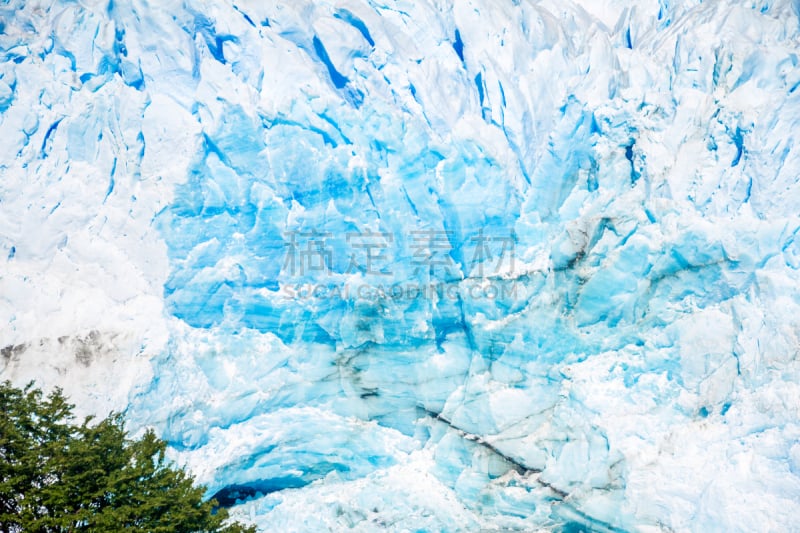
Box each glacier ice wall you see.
[2,0,800,530]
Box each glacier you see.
[2,0,800,530]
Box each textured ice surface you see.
[2,0,800,530]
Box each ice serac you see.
[2,0,800,531]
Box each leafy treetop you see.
[0,380,256,533]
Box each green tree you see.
[0,381,256,533]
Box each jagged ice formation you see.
[2,0,800,530]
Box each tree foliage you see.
[0,381,256,532]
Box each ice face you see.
[2,0,800,530]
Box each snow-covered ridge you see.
[2,0,800,530]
